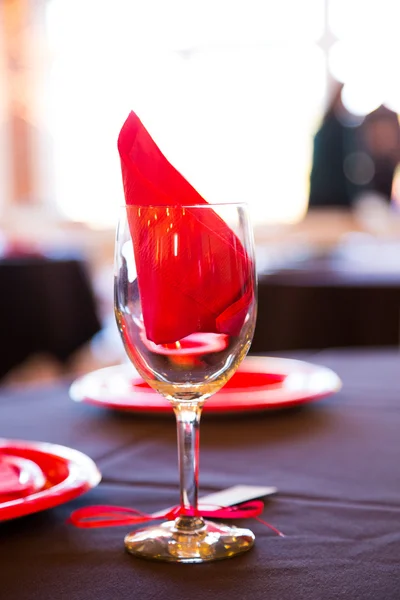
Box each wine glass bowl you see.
[114,202,257,562]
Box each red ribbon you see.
[69,501,284,537]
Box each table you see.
[1,348,400,599]
[252,254,400,352]
[0,256,101,379]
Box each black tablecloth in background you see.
[0,256,101,379]
[1,349,400,599]
[252,257,400,352]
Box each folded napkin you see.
[118,112,254,345]
[0,459,21,497]
[0,455,45,500]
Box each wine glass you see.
[114,202,257,563]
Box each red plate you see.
[0,440,101,522]
[70,356,341,414]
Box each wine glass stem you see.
[173,403,205,532]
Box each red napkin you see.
[0,455,45,499]
[0,459,22,497]
[118,112,254,345]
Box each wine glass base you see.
[124,519,255,563]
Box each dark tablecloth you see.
[1,348,400,599]
[0,256,101,379]
[252,256,400,352]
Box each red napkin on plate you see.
[0,459,21,496]
[118,112,254,345]
[0,455,45,499]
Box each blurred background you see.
[1,0,400,384]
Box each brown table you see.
[0,255,101,379]
[252,254,400,352]
[1,348,400,599]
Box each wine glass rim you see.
[121,202,249,209]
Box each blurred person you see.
[308,82,359,209]
[308,82,400,211]
[360,104,400,203]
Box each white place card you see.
[152,485,277,518]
